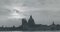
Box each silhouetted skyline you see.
[0,15,59,31]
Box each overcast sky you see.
[0,0,60,27]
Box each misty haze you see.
[0,0,60,27]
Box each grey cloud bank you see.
[0,0,60,27]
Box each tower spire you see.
[52,21,55,25]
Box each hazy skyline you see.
[0,0,60,27]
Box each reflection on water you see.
[0,31,60,32]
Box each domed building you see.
[28,15,35,26]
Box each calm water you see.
[0,31,60,32]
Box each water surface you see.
[0,31,60,32]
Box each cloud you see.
[0,0,60,26]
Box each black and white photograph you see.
[0,0,60,32]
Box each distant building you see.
[22,19,27,25]
[22,18,28,30]
[28,15,35,26]
[52,21,55,25]
[50,21,56,30]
